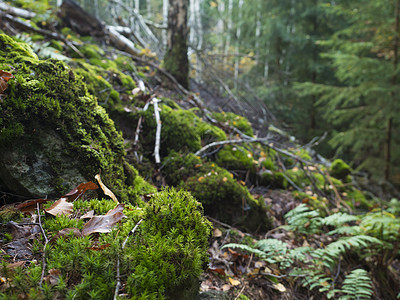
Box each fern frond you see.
[321,212,359,227]
[339,269,373,299]
[361,211,400,242]
[328,226,363,236]
[314,235,382,269]
[221,243,267,258]
[284,204,322,234]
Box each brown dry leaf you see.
[44,269,62,286]
[0,70,14,96]
[6,261,25,270]
[45,198,73,217]
[80,210,95,219]
[228,277,241,286]
[63,181,99,202]
[95,174,119,203]
[15,199,51,215]
[222,284,231,291]
[49,228,82,244]
[87,243,111,251]
[81,204,126,236]
[213,228,222,237]
[208,267,226,276]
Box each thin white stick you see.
[153,97,162,164]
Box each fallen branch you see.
[195,137,271,157]
[152,98,162,164]
[37,203,48,287]
[114,218,143,300]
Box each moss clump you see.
[182,163,270,232]
[137,105,226,158]
[0,34,153,201]
[215,145,255,179]
[162,151,203,186]
[1,188,212,299]
[330,159,352,180]
[212,112,254,137]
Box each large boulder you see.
[0,34,153,201]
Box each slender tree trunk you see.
[255,2,261,64]
[224,0,233,65]
[234,0,243,90]
[147,0,152,19]
[162,0,168,48]
[310,0,318,131]
[164,0,190,89]
[386,0,400,181]
[217,0,225,52]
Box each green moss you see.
[345,188,371,210]
[330,159,352,180]
[2,189,211,299]
[137,105,226,158]
[212,112,254,137]
[0,34,152,201]
[162,151,203,186]
[215,145,255,179]
[182,163,270,232]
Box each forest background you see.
[78,0,400,188]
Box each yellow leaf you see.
[198,176,204,182]
[229,277,241,286]
[210,1,218,8]
[95,174,119,203]
[223,177,228,182]
[213,228,222,237]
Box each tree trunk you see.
[386,0,400,181]
[234,0,243,90]
[164,0,190,89]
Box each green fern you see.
[221,243,267,258]
[339,269,373,299]
[283,204,322,234]
[321,212,359,227]
[360,211,400,243]
[313,235,382,269]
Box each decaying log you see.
[107,25,140,56]
[58,0,105,37]
[0,2,36,19]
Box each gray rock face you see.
[0,129,86,198]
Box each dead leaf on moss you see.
[273,283,287,292]
[95,174,119,203]
[81,204,126,236]
[49,228,82,244]
[87,243,111,251]
[44,269,61,286]
[80,210,95,219]
[0,70,14,97]
[63,181,99,202]
[213,228,222,237]
[45,198,73,217]
[15,199,51,215]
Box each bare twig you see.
[37,203,48,287]
[114,219,143,300]
[234,284,246,300]
[195,137,271,157]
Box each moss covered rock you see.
[330,159,352,180]
[0,34,153,201]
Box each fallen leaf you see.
[63,181,99,202]
[0,70,14,96]
[44,269,61,286]
[15,199,51,215]
[80,210,95,219]
[5,221,35,239]
[5,261,25,270]
[273,283,286,292]
[45,198,73,217]
[228,277,241,286]
[208,267,226,276]
[95,174,119,203]
[49,228,82,244]
[222,284,231,291]
[87,243,111,251]
[213,228,222,237]
[131,87,141,95]
[81,204,126,236]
